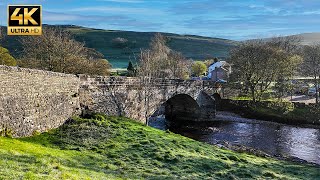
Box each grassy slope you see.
[0,25,237,68]
[0,115,319,179]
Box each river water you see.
[148,111,320,165]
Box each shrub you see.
[0,127,13,138]
[0,46,17,66]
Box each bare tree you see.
[138,49,154,124]
[19,27,111,75]
[168,51,189,79]
[301,44,320,103]
[138,33,191,124]
[230,38,302,101]
[138,33,189,79]
[20,27,85,72]
[267,35,301,53]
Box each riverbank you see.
[0,114,319,179]
[218,99,320,126]
[167,111,320,165]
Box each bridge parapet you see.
[79,75,219,123]
[79,75,216,87]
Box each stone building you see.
[207,61,231,82]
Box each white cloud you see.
[302,10,320,15]
[43,11,127,24]
[44,12,86,22]
[62,6,163,15]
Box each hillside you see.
[0,25,238,68]
[3,25,320,68]
[292,32,320,45]
[0,114,318,179]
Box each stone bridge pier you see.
[79,76,221,124]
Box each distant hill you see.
[258,33,320,46]
[292,33,320,45]
[0,25,238,68]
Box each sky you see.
[1,0,320,40]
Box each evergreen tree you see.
[127,61,134,71]
[127,61,136,77]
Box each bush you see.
[0,46,16,66]
[0,127,13,138]
[192,61,207,77]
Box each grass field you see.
[0,114,319,179]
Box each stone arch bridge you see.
[0,66,222,137]
[79,76,221,124]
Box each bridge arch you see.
[212,93,221,101]
[164,94,201,122]
[163,91,216,124]
[79,76,219,124]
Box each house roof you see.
[208,61,229,72]
[207,61,231,78]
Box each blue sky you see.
[1,0,320,40]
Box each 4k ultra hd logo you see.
[8,5,42,35]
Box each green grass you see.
[0,115,319,179]
[231,96,253,101]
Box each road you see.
[284,95,316,104]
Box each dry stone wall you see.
[0,66,80,137]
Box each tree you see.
[273,54,302,100]
[0,27,3,41]
[267,36,302,100]
[230,39,301,101]
[19,27,111,76]
[127,61,136,77]
[127,61,134,71]
[192,61,207,77]
[138,33,190,124]
[0,46,17,66]
[167,50,190,79]
[138,33,170,78]
[138,33,189,79]
[203,57,219,67]
[301,44,320,103]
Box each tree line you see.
[230,36,320,103]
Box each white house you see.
[207,61,231,82]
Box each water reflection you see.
[149,112,320,165]
[278,127,320,164]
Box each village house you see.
[207,61,232,82]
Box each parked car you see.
[307,88,319,97]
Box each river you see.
[148,111,320,165]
